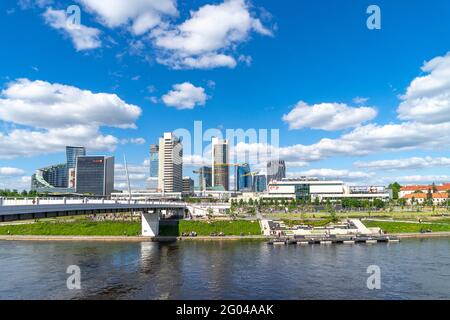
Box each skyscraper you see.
[267,160,286,183]
[158,132,183,193]
[212,137,229,191]
[237,163,252,191]
[198,166,212,191]
[66,146,86,169]
[75,156,114,196]
[182,176,194,195]
[149,144,159,190]
[253,174,267,192]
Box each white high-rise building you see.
[158,132,183,193]
[211,137,229,191]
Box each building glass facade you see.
[149,144,159,190]
[212,137,229,191]
[76,156,114,196]
[267,160,286,183]
[253,174,267,192]
[199,166,212,191]
[237,163,252,191]
[66,146,86,169]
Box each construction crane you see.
[241,171,260,177]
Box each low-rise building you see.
[399,183,450,198]
[262,178,390,202]
[403,192,449,205]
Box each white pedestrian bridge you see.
[0,198,187,236]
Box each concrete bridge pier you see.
[141,210,159,237]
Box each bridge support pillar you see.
[141,211,159,237]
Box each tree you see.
[388,182,401,200]
[314,197,320,206]
[432,182,438,193]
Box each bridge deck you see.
[0,199,186,220]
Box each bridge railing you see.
[0,197,187,207]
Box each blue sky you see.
[2,0,450,190]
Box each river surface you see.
[0,238,449,299]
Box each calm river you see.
[0,238,449,299]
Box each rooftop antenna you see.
[123,155,132,201]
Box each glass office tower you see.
[236,163,252,191]
[253,174,267,192]
[75,156,114,196]
[149,144,159,190]
[66,146,86,169]
[267,160,286,183]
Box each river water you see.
[0,238,449,300]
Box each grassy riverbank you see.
[159,220,261,236]
[364,220,450,233]
[0,219,261,237]
[0,221,141,236]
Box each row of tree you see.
[0,189,39,197]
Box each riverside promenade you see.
[0,233,449,242]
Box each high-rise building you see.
[237,163,252,191]
[253,174,267,193]
[198,166,212,191]
[66,146,86,169]
[267,160,286,184]
[149,144,159,190]
[182,176,194,195]
[31,163,68,190]
[212,137,229,191]
[75,156,114,196]
[158,132,183,193]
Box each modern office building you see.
[198,166,212,191]
[75,156,114,196]
[182,177,195,195]
[158,132,183,193]
[236,163,252,191]
[31,163,69,191]
[212,137,229,191]
[253,174,267,192]
[266,160,286,183]
[264,178,390,201]
[66,146,86,169]
[149,144,159,190]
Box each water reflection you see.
[0,239,449,299]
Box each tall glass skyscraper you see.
[267,160,286,183]
[237,163,252,191]
[253,174,267,192]
[149,144,159,190]
[66,146,86,169]
[75,156,114,196]
[212,137,229,191]
[198,166,212,191]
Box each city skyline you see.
[2,0,450,191]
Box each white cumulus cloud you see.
[78,0,178,35]
[0,79,142,159]
[162,82,207,109]
[43,8,101,51]
[354,156,450,171]
[282,101,378,131]
[150,0,273,69]
[0,167,25,176]
[398,52,450,124]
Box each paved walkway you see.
[366,218,450,225]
